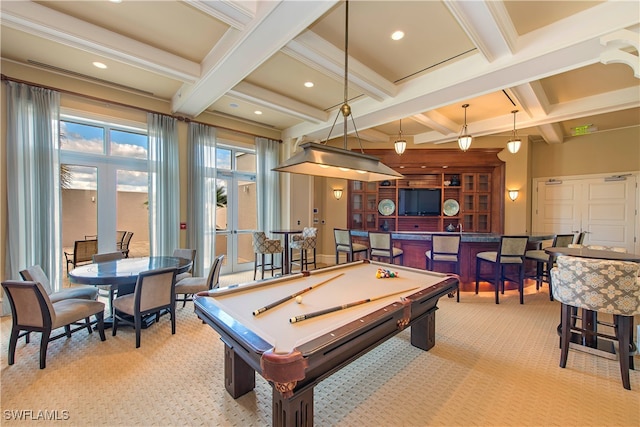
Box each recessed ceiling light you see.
[229,103,239,108]
[391,31,404,41]
[109,0,122,3]
[254,110,262,115]
[93,62,107,69]
[304,82,314,88]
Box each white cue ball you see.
[295,296,303,304]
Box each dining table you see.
[544,246,640,360]
[69,256,193,327]
[270,229,302,275]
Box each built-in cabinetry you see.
[347,149,504,233]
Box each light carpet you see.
[1,276,638,426]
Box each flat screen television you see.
[398,188,441,216]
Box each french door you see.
[533,173,638,253]
[216,171,257,274]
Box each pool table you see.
[193,259,458,427]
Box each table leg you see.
[272,386,313,427]
[224,343,255,398]
[410,307,437,351]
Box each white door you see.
[533,173,638,253]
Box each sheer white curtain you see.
[5,81,62,290]
[256,137,281,233]
[186,122,217,276]
[147,113,179,256]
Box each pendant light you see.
[394,119,407,155]
[507,109,522,154]
[273,1,402,182]
[458,104,472,152]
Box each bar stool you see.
[426,233,461,302]
[475,235,529,304]
[334,228,368,264]
[252,231,283,280]
[550,255,640,390]
[290,227,317,272]
[525,234,574,300]
[368,231,404,265]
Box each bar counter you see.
[350,231,555,286]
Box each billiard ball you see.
[295,296,303,304]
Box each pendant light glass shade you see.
[273,1,402,182]
[507,109,521,154]
[394,119,407,155]
[458,104,472,152]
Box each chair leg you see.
[95,311,106,341]
[475,259,481,295]
[261,254,265,280]
[85,316,93,334]
[171,307,176,336]
[8,328,19,366]
[494,263,501,304]
[616,315,632,390]
[559,303,571,368]
[135,314,142,348]
[39,329,52,369]
[253,254,258,280]
[112,313,119,336]
[518,265,525,305]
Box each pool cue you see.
[289,287,420,324]
[252,273,344,316]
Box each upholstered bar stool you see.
[252,231,283,280]
[550,255,640,390]
[475,235,529,304]
[368,231,404,265]
[289,227,317,272]
[426,233,461,302]
[334,228,368,264]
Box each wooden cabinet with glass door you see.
[348,181,379,231]
[461,173,491,232]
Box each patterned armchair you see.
[290,227,317,272]
[550,255,640,390]
[252,232,283,280]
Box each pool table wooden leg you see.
[272,386,313,427]
[224,344,255,398]
[410,307,437,351]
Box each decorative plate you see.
[443,199,460,216]
[378,199,395,216]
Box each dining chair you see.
[252,231,283,280]
[334,228,368,264]
[116,230,126,250]
[475,235,529,304]
[525,233,574,300]
[175,254,224,307]
[20,264,98,303]
[368,231,404,265]
[119,232,134,258]
[550,255,640,390]
[289,227,318,272]
[1,280,106,369]
[92,251,125,315]
[172,248,196,282]
[112,267,178,348]
[64,239,98,272]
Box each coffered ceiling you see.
[1,0,638,148]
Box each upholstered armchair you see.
[550,255,640,390]
[1,280,106,369]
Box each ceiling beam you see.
[171,0,338,117]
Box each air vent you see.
[27,60,154,96]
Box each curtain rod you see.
[1,74,282,142]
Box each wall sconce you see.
[508,190,519,202]
[333,188,343,200]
